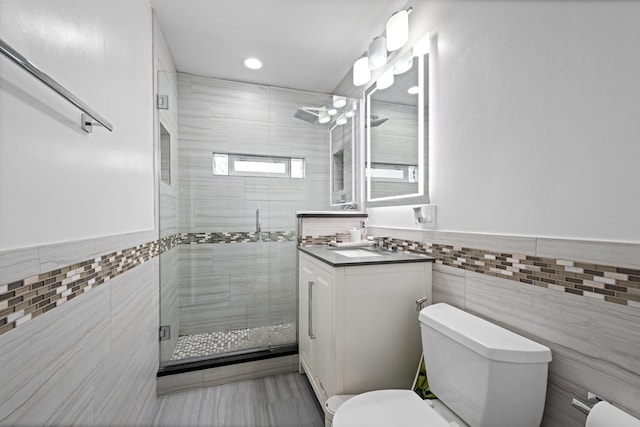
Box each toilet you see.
[333,303,552,427]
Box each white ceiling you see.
[150,0,408,94]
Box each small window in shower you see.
[368,163,418,182]
[291,158,305,178]
[213,153,305,179]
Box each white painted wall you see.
[0,0,154,250]
[369,0,640,243]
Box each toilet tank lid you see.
[419,303,552,363]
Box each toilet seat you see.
[332,390,451,427]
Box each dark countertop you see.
[298,245,435,267]
[295,211,367,218]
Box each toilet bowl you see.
[324,395,354,427]
[333,390,469,427]
[333,303,552,427]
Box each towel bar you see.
[0,37,113,133]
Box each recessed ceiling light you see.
[244,58,262,70]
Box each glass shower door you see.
[158,76,329,366]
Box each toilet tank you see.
[419,303,552,427]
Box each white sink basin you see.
[332,249,381,258]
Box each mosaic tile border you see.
[0,231,297,338]
[0,241,159,336]
[297,235,336,246]
[179,231,296,244]
[4,230,638,339]
[159,234,181,253]
[378,237,640,308]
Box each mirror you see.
[366,44,429,206]
[330,117,355,205]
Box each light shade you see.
[344,101,357,118]
[333,95,346,108]
[336,114,347,126]
[386,10,409,52]
[318,110,330,124]
[327,107,338,116]
[407,85,419,95]
[377,68,394,90]
[393,56,413,75]
[353,56,371,86]
[368,37,387,70]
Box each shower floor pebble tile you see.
[170,323,296,361]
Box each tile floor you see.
[170,323,296,361]
[151,372,324,427]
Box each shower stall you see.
[157,72,331,371]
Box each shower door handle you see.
[308,281,315,339]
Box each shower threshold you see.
[158,323,298,377]
[158,344,298,377]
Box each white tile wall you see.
[0,239,159,426]
[377,227,640,426]
[178,241,298,336]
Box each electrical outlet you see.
[424,205,436,228]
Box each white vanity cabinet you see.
[298,248,433,406]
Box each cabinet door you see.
[339,263,429,392]
[298,259,316,373]
[313,268,334,401]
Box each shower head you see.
[294,107,319,124]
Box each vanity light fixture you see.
[377,67,394,90]
[244,57,262,70]
[327,106,338,116]
[386,9,410,52]
[352,7,414,86]
[318,109,330,124]
[333,95,347,109]
[368,36,387,70]
[336,114,347,126]
[353,56,371,86]
[344,101,357,118]
[393,56,413,75]
[407,85,420,95]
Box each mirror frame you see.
[365,50,426,203]
[329,116,356,206]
